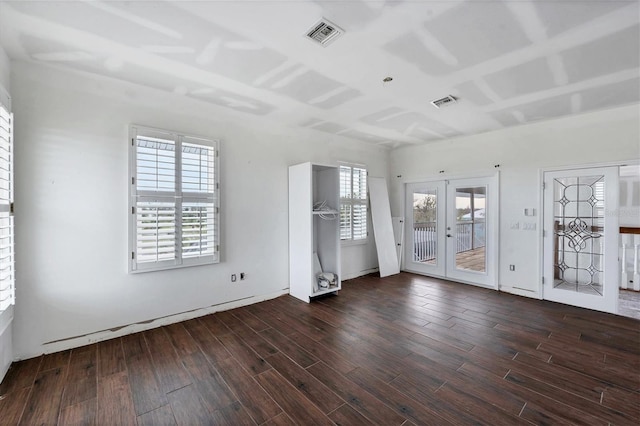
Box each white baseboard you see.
[17,289,288,360]
[342,267,379,281]
[500,285,541,299]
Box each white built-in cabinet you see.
[289,162,341,303]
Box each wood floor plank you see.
[388,373,492,426]
[217,333,271,376]
[180,351,236,413]
[136,404,177,426]
[96,371,136,425]
[231,308,271,333]
[199,313,233,337]
[600,385,640,420]
[121,333,168,415]
[217,311,279,358]
[261,412,297,426]
[255,369,334,426]
[265,352,343,414]
[67,345,97,383]
[459,361,609,425]
[287,332,357,375]
[0,386,31,424]
[0,356,42,395]
[259,328,317,368]
[62,345,98,408]
[504,369,637,425]
[182,318,231,365]
[61,378,97,408]
[97,338,125,378]
[40,350,71,372]
[306,362,407,425]
[143,328,192,394]
[213,356,282,424]
[58,398,96,426]
[163,323,200,357]
[346,367,454,426]
[209,401,255,426]
[20,367,66,425]
[435,383,530,425]
[328,403,375,425]
[167,384,212,426]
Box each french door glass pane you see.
[454,186,486,272]
[412,189,437,265]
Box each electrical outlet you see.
[231,274,237,282]
[509,265,515,271]
[240,272,246,280]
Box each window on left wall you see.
[129,125,220,273]
[0,101,14,311]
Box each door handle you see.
[447,234,452,238]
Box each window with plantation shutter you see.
[339,164,368,243]
[0,102,14,312]
[129,126,219,272]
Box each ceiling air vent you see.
[431,95,457,109]
[305,18,344,47]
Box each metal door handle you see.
[447,234,452,238]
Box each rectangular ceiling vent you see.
[306,18,344,47]
[431,95,457,109]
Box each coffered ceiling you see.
[0,0,638,148]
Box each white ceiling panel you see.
[534,0,631,37]
[484,57,556,100]
[425,2,532,69]
[562,25,640,84]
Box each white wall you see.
[390,104,640,297]
[0,44,13,382]
[11,60,386,359]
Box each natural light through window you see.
[129,126,219,272]
[339,164,368,243]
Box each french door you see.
[542,167,619,313]
[404,175,498,288]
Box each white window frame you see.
[0,98,14,312]
[339,163,368,246]
[129,125,220,273]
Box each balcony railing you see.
[413,221,486,262]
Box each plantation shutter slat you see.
[182,202,216,258]
[340,204,352,240]
[0,103,14,312]
[135,201,176,264]
[136,137,176,192]
[339,164,368,242]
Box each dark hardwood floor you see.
[1,272,639,425]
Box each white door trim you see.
[403,173,499,290]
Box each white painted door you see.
[404,181,446,276]
[405,175,498,288]
[543,167,619,313]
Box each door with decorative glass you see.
[543,168,619,313]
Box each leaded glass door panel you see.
[543,167,619,313]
